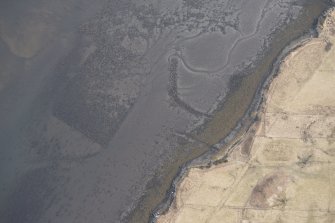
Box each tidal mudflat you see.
[0,1,332,223]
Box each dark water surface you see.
[0,0,332,223]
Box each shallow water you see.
[0,0,331,223]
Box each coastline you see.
[155,6,335,223]
[2,1,334,223]
[149,4,335,223]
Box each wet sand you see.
[0,1,333,223]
